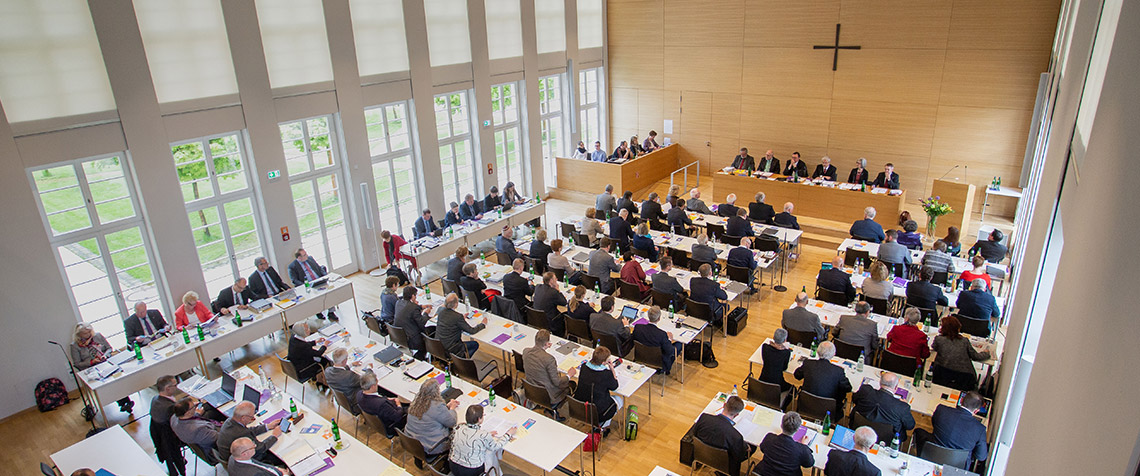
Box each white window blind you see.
[349,0,410,76]
[577,0,603,49]
[534,0,566,54]
[485,0,523,60]
[134,0,238,104]
[254,0,333,88]
[425,0,472,66]
[0,0,116,122]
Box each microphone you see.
[48,340,60,346]
[937,165,959,181]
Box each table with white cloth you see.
[401,201,547,269]
[51,424,168,476]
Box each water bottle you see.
[822,411,831,435]
[810,339,818,358]
[289,398,298,419]
[258,365,269,389]
[196,325,206,341]
[424,285,431,301]
[234,310,243,327]
[923,317,931,332]
[914,368,923,393]
[535,193,541,204]
[489,389,496,407]
[857,352,865,371]
[445,366,452,389]
[925,365,933,388]
[133,342,143,361]
[481,252,486,263]
[182,327,190,344]
[595,282,601,297]
[331,418,341,442]
[730,385,738,397]
[890,433,900,458]
[668,304,675,320]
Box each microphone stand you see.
[772,231,789,292]
[49,340,102,436]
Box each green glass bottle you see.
[535,193,541,204]
[196,325,205,341]
[914,368,923,392]
[810,338,818,358]
[182,327,190,344]
[424,285,431,301]
[822,411,831,435]
[133,342,143,361]
[331,418,341,442]
[489,389,496,407]
[445,366,452,389]
[289,398,298,419]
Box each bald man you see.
[217,401,283,463]
[852,371,916,440]
[228,437,288,476]
[758,149,782,174]
[817,255,857,303]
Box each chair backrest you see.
[795,390,837,423]
[909,305,941,326]
[689,259,713,272]
[784,327,817,347]
[684,298,712,322]
[573,232,592,248]
[878,349,920,376]
[863,296,891,316]
[276,353,302,382]
[396,428,431,462]
[560,222,576,239]
[450,354,482,383]
[668,247,690,268]
[618,280,644,302]
[725,265,751,285]
[565,395,599,429]
[833,339,865,361]
[885,261,907,279]
[649,219,669,232]
[931,271,949,286]
[211,447,228,470]
[755,235,780,252]
[565,316,592,344]
[705,223,726,241]
[461,288,484,310]
[424,334,454,363]
[850,411,895,445]
[595,333,627,358]
[671,223,690,236]
[39,462,55,476]
[386,322,411,350]
[441,278,460,296]
[844,249,871,267]
[721,234,742,246]
[816,287,850,306]
[361,410,395,440]
[524,306,549,330]
[550,267,566,281]
[496,252,513,266]
[522,378,555,412]
[186,443,218,466]
[920,441,972,469]
[651,289,680,310]
[512,349,526,375]
[746,377,784,411]
[632,341,665,370]
[579,274,601,291]
[524,256,545,275]
[363,314,383,336]
[631,246,650,259]
[691,436,736,475]
[332,389,361,416]
[958,314,992,338]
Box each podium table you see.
[555,144,679,194]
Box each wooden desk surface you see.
[713,172,905,229]
[555,144,679,194]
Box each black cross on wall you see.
[814,23,861,71]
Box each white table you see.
[51,424,168,476]
[696,392,941,474]
[77,336,205,426]
[838,239,1009,277]
[402,202,547,269]
[689,211,803,245]
[648,465,682,476]
[980,185,1022,224]
[281,279,357,327]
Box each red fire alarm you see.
[280,226,290,241]
[487,164,494,175]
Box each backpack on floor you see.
[386,266,410,286]
[683,341,718,368]
[35,378,69,412]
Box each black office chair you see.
[524,306,550,330]
[579,274,601,293]
[396,428,444,469]
[524,256,546,275]
[633,341,668,396]
[649,219,669,232]
[725,264,753,287]
[921,442,971,470]
[39,463,57,476]
[684,298,712,323]
[495,252,513,266]
[652,289,683,312]
[705,223,726,241]
[884,261,907,279]
[721,234,742,246]
[386,323,411,351]
[362,313,384,340]
[844,249,871,267]
[784,327,817,347]
[691,436,750,476]
[573,232,593,248]
[671,223,692,236]
[863,296,892,316]
[440,277,460,296]
[878,349,920,376]
[669,247,690,268]
[833,339,866,361]
[522,378,558,417]
[931,271,949,286]
[631,246,651,260]
[360,411,399,456]
[550,267,566,282]
[424,335,454,366]
[746,377,787,411]
[450,353,500,385]
[595,333,628,358]
[565,396,600,475]
[565,316,592,345]
[909,305,942,327]
[755,235,780,253]
[560,222,576,239]
[511,349,526,382]
[958,315,992,338]
[850,411,905,449]
[276,353,316,404]
[795,390,838,423]
[618,280,649,302]
[461,288,487,310]
[816,287,851,306]
[689,259,714,272]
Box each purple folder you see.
[892,277,908,287]
[492,333,511,344]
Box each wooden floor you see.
[5,183,1012,476]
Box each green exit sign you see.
[267,170,281,180]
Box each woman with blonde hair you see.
[174,290,214,329]
[665,184,682,210]
[861,261,894,301]
[630,222,658,262]
[580,207,604,245]
[405,380,459,459]
[71,323,135,412]
[567,285,595,321]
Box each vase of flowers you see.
[920,196,954,238]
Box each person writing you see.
[755,412,815,476]
[174,291,214,329]
[211,278,253,315]
[732,147,755,170]
[405,380,460,462]
[812,156,838,181]
[690,395,755,476]
[449,405,516,476]
[71,323,134,412]
[523,329,576,413]
[642,130,660,153]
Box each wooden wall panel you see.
[608,44,663,90]
[827,99,937,157]
[610,87,640,138]
[663,46,744,93]
[832,49,946,105]
[607,1,664,48]
[948,0,1063,50]
[743,0,840,47]
[664,0,746,47]
[740,95,831,149]
[839,0,952,49]
[742,48,835,99]
[940,49,1051,110]
[678,91,712,139]
[709,134,741,171]
[637,89,665,134]
[710,93,742,135]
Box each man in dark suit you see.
[667,198,694,234]
[748,192,776,224]
[447,246,469,283]
[690,233,719,269]
[923,391,989,462]
[782,292,829,341]
[436,293,487,357]
[589,296,633,356]
[484,186,503,211]
[324,348,372,407]
[503,258,535,313]
[445,202,463,226]
[690,396,754,476]
[459,194,484,221]
[905,266,948,310]
[217,401,283,464]
[532,272,568,336]
[459,262,493,309]
[727,237,757,289]
[818,256,857,303]
[150,375,185,476]
[690,264,727,326]
[125,301,169,345]
[227,438,288,476]
[834,302,881,357]
[616,191,638,217]
[587,239,622,294]
[247,257,289,299]
[824,427,882,476]
[849,207,886,243]
[211,278,254,315]
[956,279,1001,323]
[287,322,329,384]
[726,208,755,237]
[651,257,688,307]
[812,156,838,181]
[731,147,755,171]
[632,306,683,374]
[394,286,434,360]
[758,149,782,174]
[413,209,439,239]
[357,373,407,434]
[718,193,741,218]
[793,342,853,417]
[755,412,815,476]
[852,372,916,440]
[870,163,900,190]
[640,193,666,224]
[288,248,337,320]
[968,229,1009,263]
[608,209,634,252]
[783,152,809,178]
[773,202,800,230]
[496,226,520,262]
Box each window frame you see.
[366,100,423,237]
[491,81,527,192]
[435,90,479,205]
[538,73,567,188]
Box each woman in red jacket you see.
[381,230,419,281]
[885,307,931,362]
[174,290,214,329]
[619,251,651,300]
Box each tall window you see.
[579,68,604,146]
[366,101,422,236]
[172,133,265,298]
[435,91,477,205]
[538,74,565,187]
[491,82,525,192]
[28,155,163,348]
[280,116,353,273]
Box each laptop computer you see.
[203,372,237,408]
[403,360,434,380]
[620,305,640,321]
[221,384,263,417]
[307,276,329,289]
[828,425,856,451]
[680,315,707,329]
[372,345,404,366]
[249,298,274,312]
